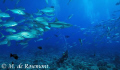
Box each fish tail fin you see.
[0,32,4,39]
[5,7,10,12]
[37,9,40,13]
[37,9,44,15]
[41,12,44,15]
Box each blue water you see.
[0,0,120,70]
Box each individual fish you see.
[36,38,43,41]
[10,53,18,60]
[3,21,17,27]
[35,17,46,22]
[18,31,36,38]
[22,45,28,49]
[6,34,24,41]
[65,35,70,38]
[0,11,10,18]
[68,14,73,19]
[7,8,26,15]
[54,34,58,37]
[79,38,83,46]
[40,6,55,13]
[6,28,16,33]
[19,42,28,45]
[80,28,86,31]
[116,1,120,5]
[38,46,42,49]
[107,27,111,31]
[34,17,49,26]
[45,26,51,31]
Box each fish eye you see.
[18,10,21,14]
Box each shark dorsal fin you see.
[54,18,59,22]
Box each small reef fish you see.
[10,53,19,60]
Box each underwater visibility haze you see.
[0,0,120,70]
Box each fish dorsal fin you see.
[54,18,59,22]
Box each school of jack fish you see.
[0,0,120,48]
[0,0,72,47]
